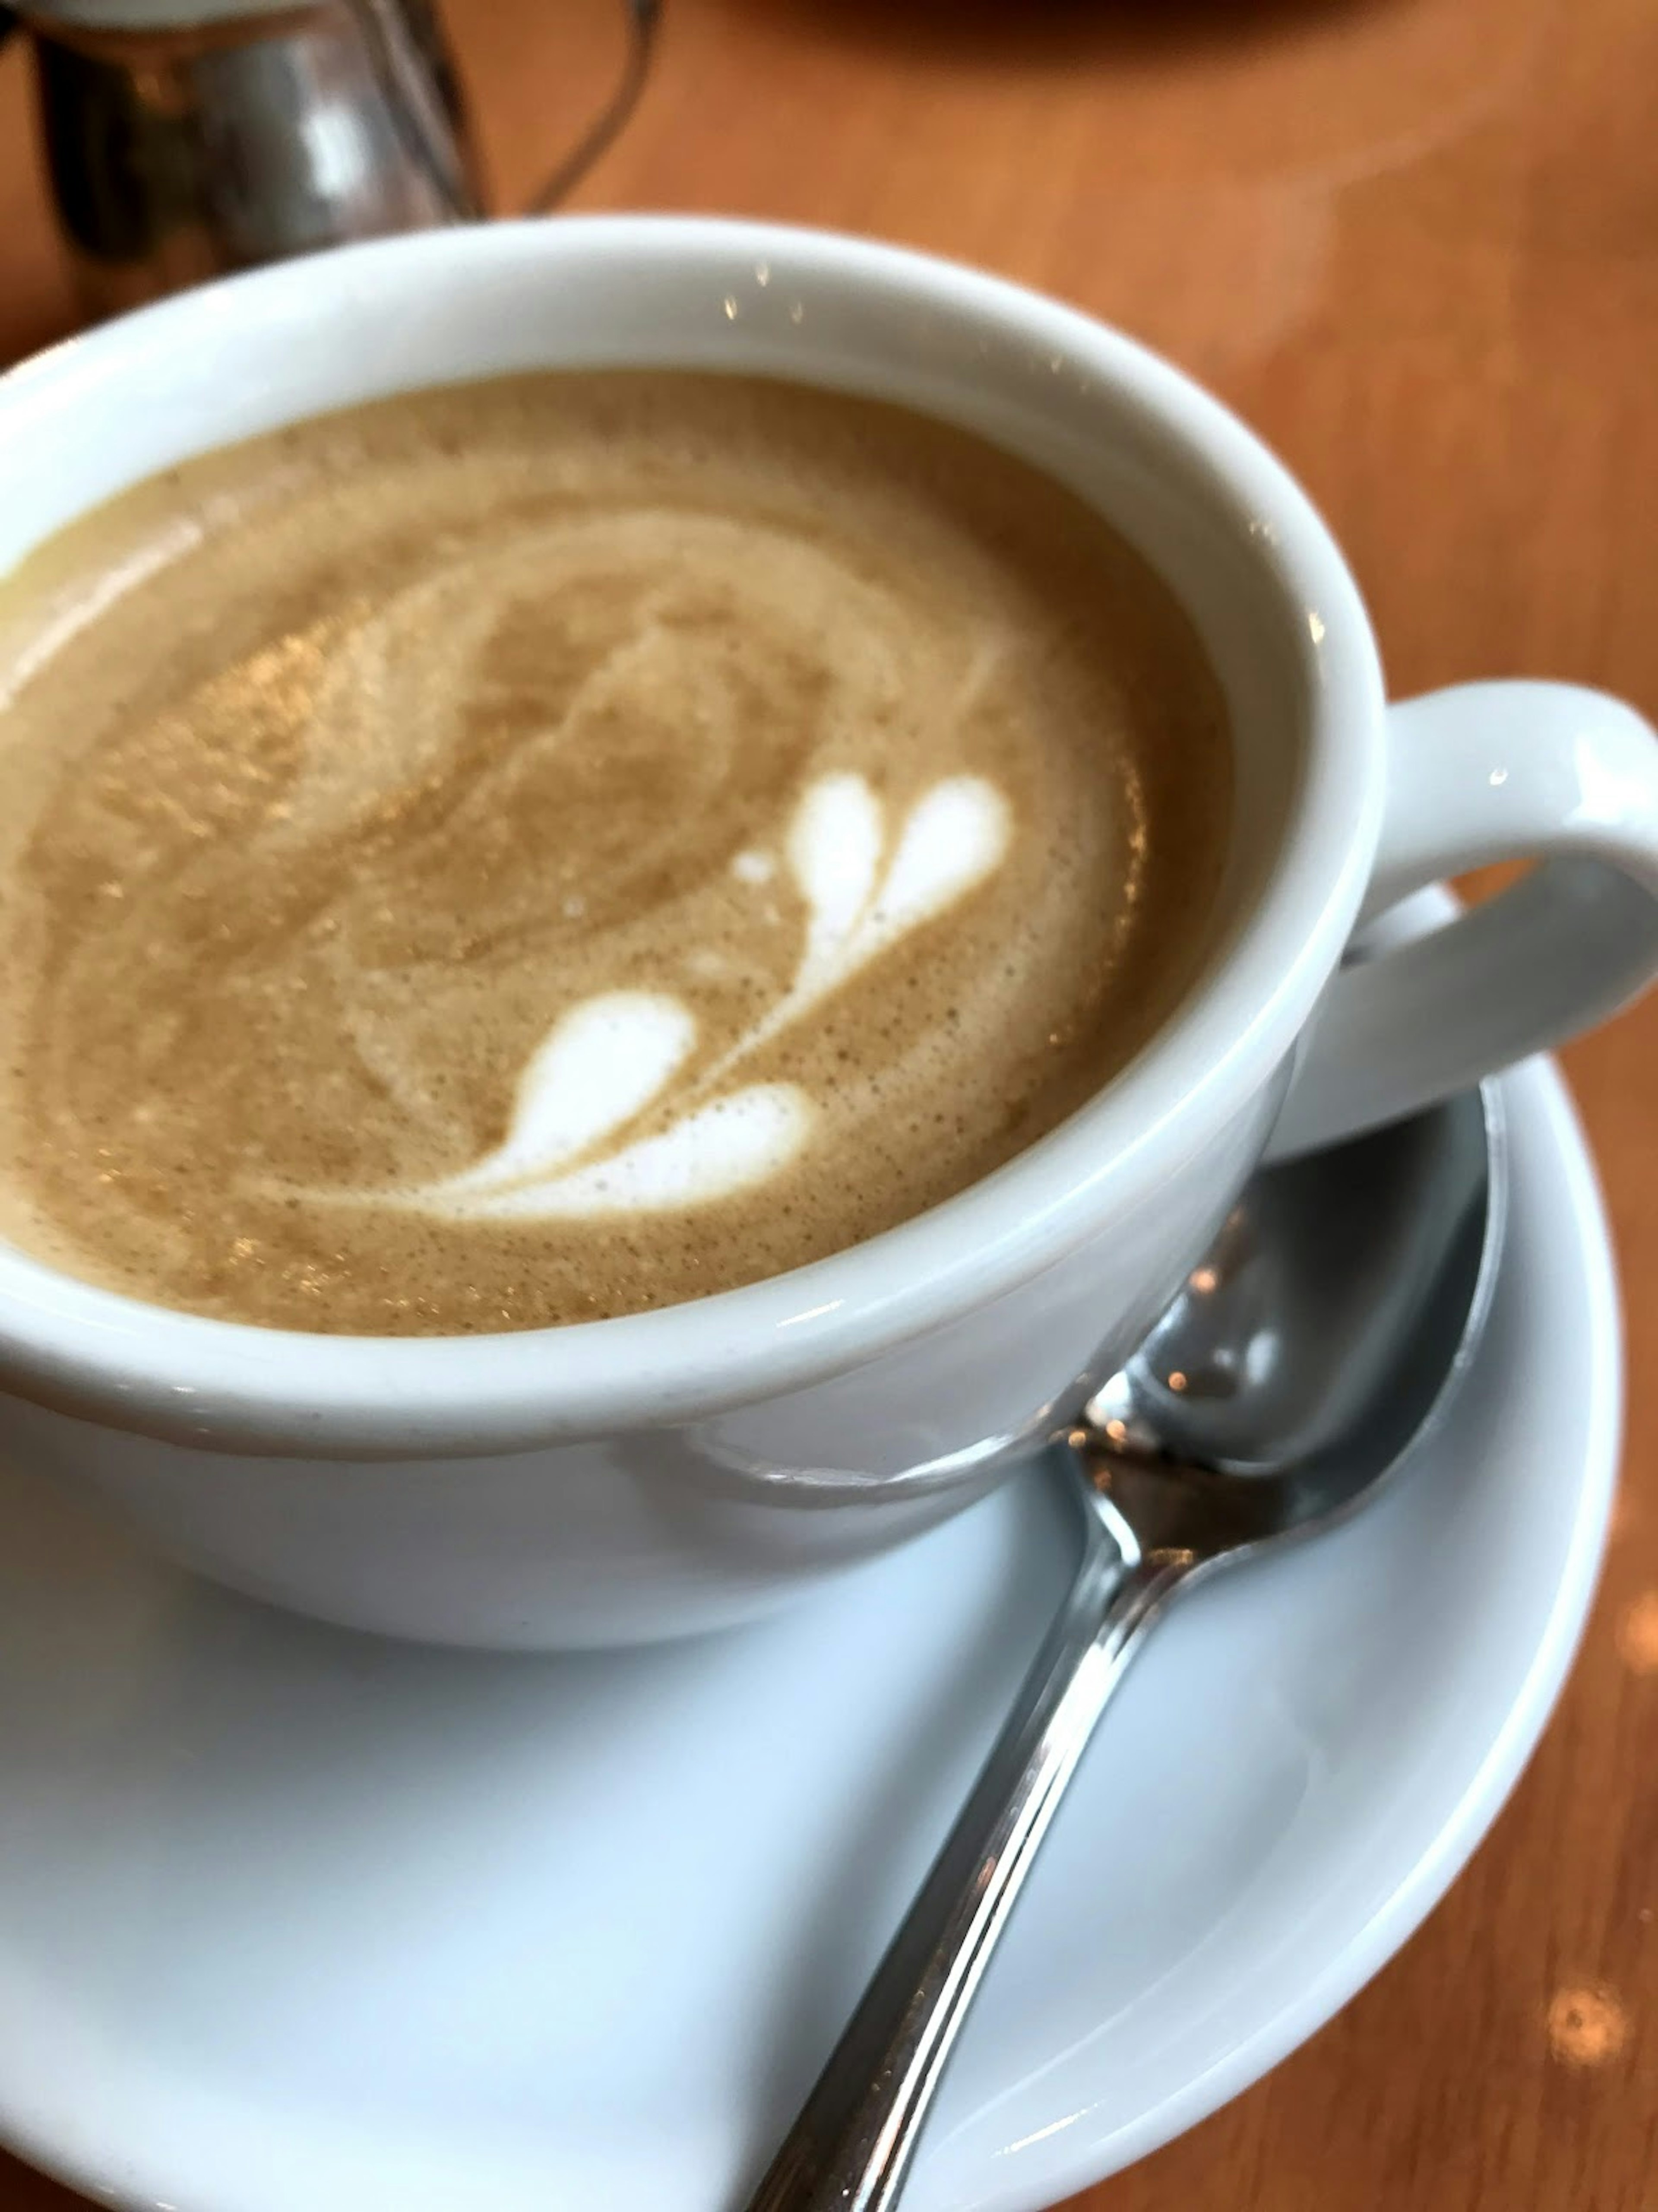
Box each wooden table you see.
[1,0,1655,2204]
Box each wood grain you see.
[1,0,1655,2203]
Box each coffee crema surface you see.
[0,373,1231,1334]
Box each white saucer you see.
[0,1051,1620,2212]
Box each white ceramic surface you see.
[0,218,1652,1648]
[0,1047,1620,2212]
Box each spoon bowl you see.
[1083,1084,1504,1566]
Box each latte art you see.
[394,772,1011,1219]
[0,373,1231,1333]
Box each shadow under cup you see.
[0,219,1369,1648]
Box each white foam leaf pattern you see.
[433,1084,808,1219]
[720,771,1010,1065]
[860,777,1012,948]
[788,773,883,978]
[346,771,1010,1224]
[438,991,694,1197]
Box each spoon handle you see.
[741,1485,1189,2212]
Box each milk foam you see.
[0,371,1232,1334]
[396,772,1010,1218]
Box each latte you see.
[0,373,1231,1333]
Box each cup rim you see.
[0,216,1386,1454]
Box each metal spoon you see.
[744,1085,1505,2212]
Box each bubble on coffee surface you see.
[0,372,1232,1334]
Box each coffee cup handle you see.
[1266,681,1658,1161]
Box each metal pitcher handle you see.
[351,0,661,220]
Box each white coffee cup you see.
[2,218,1654,1649]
